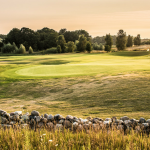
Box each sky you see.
[0,0,150,38]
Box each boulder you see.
[146,119,150,124]
[73,122,78,129]
[21,115,29,123]
[0,117,8,124]
[54,114,63,121]
[66,115,73,120]
[120,116,129,121]
[31,110,39,116]
[44,114,48,119]
[37,122,44,128]
[56,124,63,130]
[63,120,72,128]
[47,114,54,121]
[46,122,54,129]
[139,117,146,124]
[14,111,22,116]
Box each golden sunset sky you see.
[1,0,150,38]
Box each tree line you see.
[0,27,142,54]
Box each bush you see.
[105,45,111,52]
[1,43,15,53]
[13,42,18,53]
[57,45,61,53]
[16,44,26,54]
[29,46,33,54]
[86,42,92,53]
[45,47,58,54]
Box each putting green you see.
[15,62,149,77]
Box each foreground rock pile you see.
[0,109,150,134]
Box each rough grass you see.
[1,51,150,119]
[1,127,150,150]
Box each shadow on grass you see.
[40,60,70,65]
[110,51,150,57]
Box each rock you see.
[58,119,64,124]
[46,122,54,129]
[44,114,48,119]
[10,112,15,116]
[92,124,100,130]
[92,118,99,124]
[139,117,146,124]
[120,116,129,121]
[117,125,124,130]
[14,111,22,116]
[146,119,150,124]
[0,110,6,116]
[54,114,63,121]
[83,124,90,130]
[79,118,88,124]
[9,121,16,125]
[56,124,63,130]
[111,117,117,122]
[47,115,54,121]
[31,110,39,116]
[73,122,78,129]
[21,115,29,123]
[41,118,47,124]
[0,117,8,124]
[141,123,149,128]
[66,115,73,120]
[35,116,41,123]
[105,118,112,122]
[37,122,44,128]
[63,120,72,128]
[3,113,10,120]
[77,124,83,131]
[86,116,92,121]
[11,115,20,122]
[25,112,29,116]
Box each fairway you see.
[1,51,150,119]
[1,51,150,78]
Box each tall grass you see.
[0,127,150,150]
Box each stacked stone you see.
[0,109,150,135]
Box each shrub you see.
[16,44,26,54]
[99,44,104,50]
[13,42,18,53]
[45,47,58,54]
[29,46,33,54]
[86,42,92,53]
[57,45,61,53]
[67,41,75,53]
[105,45,111,52]
[1,43,15,53]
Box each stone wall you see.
[0,109,150,134]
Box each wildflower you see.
[55,144,58,146]
[49,140,53,142]
[43,134,46,136]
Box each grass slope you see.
[0,51,150,119]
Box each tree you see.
[64,31,79,43]
[59,28,67,35]
[56,35,66,53]
[57,45,61,53]
[126,35,133,47]
[1,43,14,53]
[105,45,111,52]
[17,44,26,54]
[105,34,113,49]
[77,35,87,52]
[134,34,141,46]
[86,42,92,53]
[116,29,127,50]
[29,46,33,54]
[67,41,75,53]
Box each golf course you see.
[1,51,150,119]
